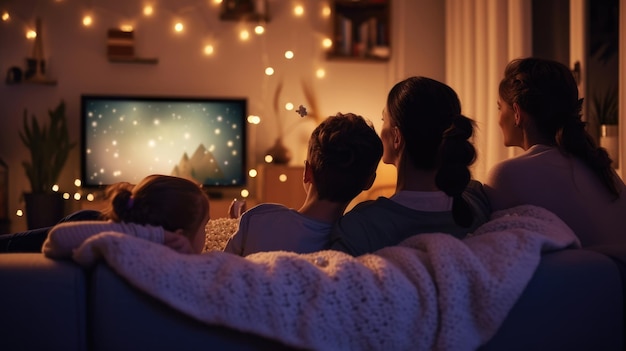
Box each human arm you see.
[43,221,164,258]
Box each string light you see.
[52,184,59,192]
[264,155,274,163]
[278,174,287,182]
[203,44,214,56]
[264,67,274,76]
[174,22,184,32]
[247,115,261,124]
[143,5,154,16]
[285,102,294,111]
[254,25,264,35]
[26,29,36,39]
[316,68,326,79]
[294,5,304,16]
[248,169,258,177]
[322,5,331,17]
[1,11,10,21]
[240,189,249,198]
[284,50,294,59]
[322,38,332,49]
[239,29,250,40]
[82,15,93,27]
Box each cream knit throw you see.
[72,205,579,351]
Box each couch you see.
[0,245,624,351]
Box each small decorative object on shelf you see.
[106,28,158,64]
[328,0,391,61]
[220,0,270,22]
[6,17,57,85]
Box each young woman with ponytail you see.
[485,57,626,247]
[329,76,491,256]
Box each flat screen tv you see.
[80,95,247,191]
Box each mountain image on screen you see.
[172,144,225,184]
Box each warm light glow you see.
[143,5,154,16]
[264,155,274,163]
[322,38,332,49]
[82,15,93,27]
[213,0,223,4]
[239,29,250,40]
[240,189,249,198]
[316,68,326,78]
[279,174,288,182]
[254,25,265,35]
[16,209,23,217]
[285,102,294,111]
[203,44,214,55]
[51,184,59,192]
[74,179,82,187]
[294,5,304,16]
[174,22,184,32]
[322,5,331,17]
[74,193,82,201]
[26,30,36,39]
[284,50,294,59]
[120,24,133,32]
[1,11,9,21]
[264,67,274,76]
[248,169,258,177]
[247,115,261,124]
[86,193,95,201]
[63,193,70,200]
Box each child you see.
[224,112,383,256]
[43,174,210,258]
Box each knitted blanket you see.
[71,205,579,351]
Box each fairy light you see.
[74,179,82,187]
[26,29,36,39]
[278,174,288,182]
[264,67,274,76]
[239,29,250,40]
[285,102,294,111]
[254,25,265,35]
[203,44,214,56]
[322,5,331,17]
[74,193,82,201]
[82,15,93,27]
[240,189,249,198]
[264,155,274,163]
[284,50,294,59]
[247,115,261,124]
[120,24,133,32]
[213,0,223,4]
[248,169,258,177]
[63,192,70,200]
[52,184,59,192]
[322,38,332,49]
[86,193,95,201]
[1,11,10,21]
[316,68,326,78]
[294,5,304,16]
[16,210,23,217]
[143,5,154,16]
[174,22,184,32]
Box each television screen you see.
[80,95,247,189]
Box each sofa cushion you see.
[0,253,87,351]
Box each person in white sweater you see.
[43,174,210,257]
[484,57,626,247]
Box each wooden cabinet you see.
[328,0,391,61]
[255,164,306,210]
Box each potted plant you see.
[590,86,619,168]
[19,100,76,228]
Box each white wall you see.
[0,0,446,232]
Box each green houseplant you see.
[19,100,76,228]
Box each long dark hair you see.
[387,76,477,227]
[100,174,210,239]
[499,57,619,199]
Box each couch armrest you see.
[89,263,297,351]
[480,249,624,351]
[0,253,87,351]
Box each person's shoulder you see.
[347,197,395,214]
[243,203,292,215]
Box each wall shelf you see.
[328,0,391,62]
[108,56,159,64]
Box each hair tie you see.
[126,197,135,209]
